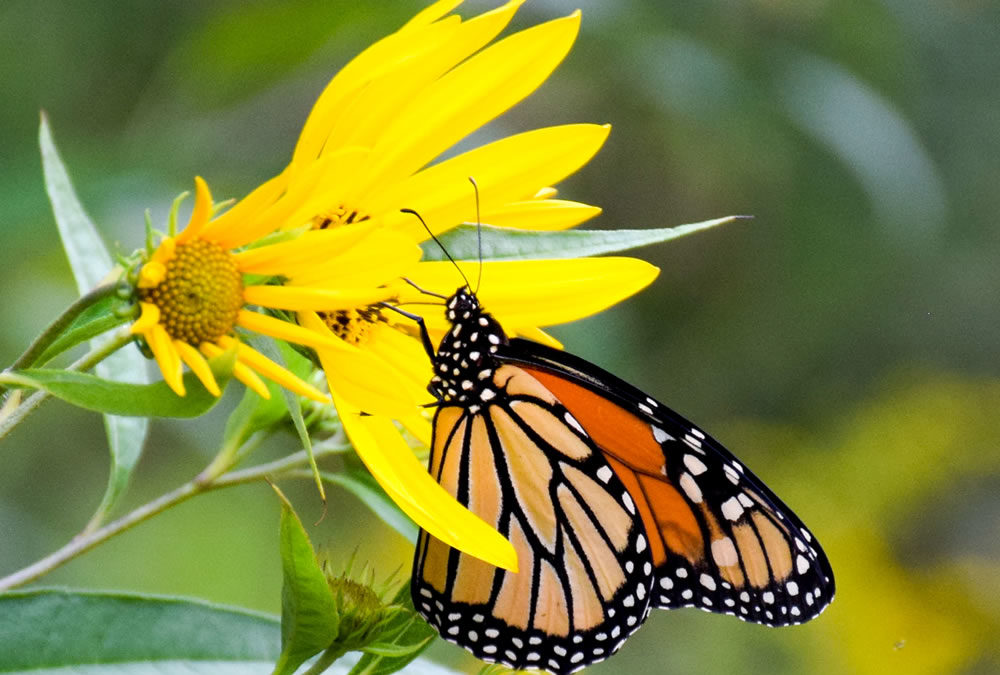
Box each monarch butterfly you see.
[403,246,834,675]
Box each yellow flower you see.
[287,0,606,242]
[305,256,659,572]
[131,176,421,401]
[263,1,652,570]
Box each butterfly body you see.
[412,288,834,674]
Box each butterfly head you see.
[429,287,508,406]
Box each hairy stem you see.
[0,445,344,592]
[0,327,134,442]
[3,282,120,379]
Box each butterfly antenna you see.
[401,208,471,290]
[402,277,447,300]
[468,176,484,294]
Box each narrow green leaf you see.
[40,114,114,291]
[257,338,325,502]
[424,216,744,261]
[40,114,151,522]
[0,589,279,672]
[322,461,418,544]
[348,582,436,675]
[1,352,234,418]
[35,295,131,365]
[273,487,339,675]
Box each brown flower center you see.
[319,306,384,345]
[139,239,243,345]
[312,205,370,229]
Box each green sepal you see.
[348,581,437,675]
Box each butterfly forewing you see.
[509,339,835,627]
[413,363,656,674]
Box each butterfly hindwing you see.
[413,364,655,674]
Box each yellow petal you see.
[512,325,563,349]
[233,227,371,276]
[174,340,221,396]
[335,393,517,572]
[175,177,213,244]
[200,169,290,249]
[371,124,611,239]
[146,324,184,396]
[148,236,176,267]
[359,12,582,191]
[217,335,328,403]
[366,322,435,398]
[243,285,397,312]
[202,341,271,399]
[399,411,433,448]
[404,257,660,330]
[401,0,462,29]
[292,17,462,168]
[131,302,161,335]
[300,311,418,418]
[287,228,421,288]
[320,1,524,156]
[481,199,601,231]
[137,260,167,288]
[235,309,341,352]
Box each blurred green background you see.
[2,0,999,673]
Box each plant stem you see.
[0,445,343,591]
[3,282,119,378]
[0,327,133,442]
[302,647,348,675]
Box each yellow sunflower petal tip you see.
[137,260,166,288]
[177,176,213,243]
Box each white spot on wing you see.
[652,426,672,443]
[679,472,703,503]
[564,413,586,436]
[596,465,613,483]
[683,454,708,475]
[721,496,744,521]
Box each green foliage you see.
[35,294,132,365]
[348,582,436,675]
[0,589,279,671]
[1,351,235,418]
[425,217,742,262]
[39,114,152,523]
[273,488,339,675]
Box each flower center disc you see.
[320,307,383,345]
[140,239,243,345]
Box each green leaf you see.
[0,589,279,672]
[273,487,339,675]
[0,352,235,418]
[35,295,130,365]
[424,216,744,261]
[322,460,418,544]
[40,114,152,523]
[348,582,436,675]
[257,338,325,502]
